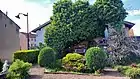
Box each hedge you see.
[13,50,39,64]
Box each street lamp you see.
[15,13,30,50]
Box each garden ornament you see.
[1,60,9,73]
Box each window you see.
[31,38,33,41]
[5,24,7,28]
[31,44,33,47]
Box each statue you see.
[1,60,9,73]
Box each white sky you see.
[0,0,53,32]
[0,0,140,36]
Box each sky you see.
[0,0,140,36]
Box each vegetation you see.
[7,59,32,79]
[85,47,107,71]
[38,47,56,68]
[0,59,3,72]
[36,42,46,50]
[62,53,85,72]
[13,50,39,64]
[115,65,140,79]
[44,0,127,55]
[93,0,127,31]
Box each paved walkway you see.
[29,66,130,79]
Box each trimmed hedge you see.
[62,53,85,72]
[85,47,107,71]
[38,47,56,68]
[13,50,39,64]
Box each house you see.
[75,21,135,54]
[19,32,36,50]
[123,21,135,37]
[31,21,50,46]
[0,10,20,61]
[104,21,135,39]
[31,20,135,54]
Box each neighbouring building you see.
[104,21,135,39]
[0,10,20,61]
[31,21,50,46]
[19,32,36,50]
[123,21,135,37]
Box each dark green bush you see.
[13,50,39,64]
[7,59,32,79]
[0,59,3,72]
[38,47,56,68]
[85,47,107,71]
[54,59,62,69]
[62,53,85,72]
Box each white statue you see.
[1,60,9,73]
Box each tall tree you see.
[44,0,127,55]
[94,0,128,30]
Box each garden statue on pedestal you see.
[1,60,9,73]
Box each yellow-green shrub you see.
[115,65,140,79]
[124,68,140,79]
[62,53,85,72]
[7,59,32,79]
[13,50,39,64]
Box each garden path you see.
[29,66,130,79]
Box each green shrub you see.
[13,50,39,64]
[115,65,140,79]
[124,68,140,79]
[85,47,107,71]
[115,65,131,73]
[62,53,85,72]
[0,59,3,72]
[38,47,56,68]
[137,64,140,68]
[7,59,32,79]
[54,59,62,69]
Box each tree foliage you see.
[44,0,127,52]
[93,0,128,30]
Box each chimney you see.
[6,11,8,16]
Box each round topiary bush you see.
[62,53,85,72]
[38,47,56,68]
[85,47,107,71]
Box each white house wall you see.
[36,27,45,46]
